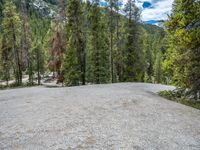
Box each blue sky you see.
[134,0,174,25]
[99,0,174,25]
[101,0,174,25]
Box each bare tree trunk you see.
[12,24,22,85]
[110,31,114,83]
[6,67,9,87]
[37,48,40,85]
[109,0,114,83]
[80,46,86,85]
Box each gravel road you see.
[0,83,200,150]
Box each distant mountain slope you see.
[29,0,57,17]
[0,0,164,33]
[141,23,164,35]
[0,0,58,18]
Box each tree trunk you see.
[109,1,114,83]
[12,23,22,85]
[37,49,40,85]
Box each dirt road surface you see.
[0,83,200,150]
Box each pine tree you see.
[151,30,165,83]
[2,0,22,85]
[64,0,86,86]
[113,8,124,82]
[63,36,80,86]
[48,0,67,84]
[30,14,50,85]
[165,0,200,99]
[0,34,12,86]
[106,0,119,83]
[20,0,33,85]
[31,42,45,85]
[154,51,162,83]
[123,0,144,81]
[143,31,153,82]
[86,0,110,84]
[114,15,126,82]
[48,21,66,83]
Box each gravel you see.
[0,83,200,150]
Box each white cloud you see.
[125,0,174,21]
[101,0,174,22]
[141,0,173,21]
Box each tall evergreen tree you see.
[30,14,50,85]
[106,0,119,82]
[63,37,80,86]
[165,0,200,99]
[143,31,153,82]
[20,0,33,84]
[123,0,144,81]
[86,0,110,84]
[2,0,22,85]
[154,51,162,83]
[0,34,12,86]
[31,42,46,85]
[113,6,125,82]
[64,0,86,86]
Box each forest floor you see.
[0,76,29,86]
[0,83,200,150]
[0,76,63,88]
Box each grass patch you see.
[44,85,63,88]
[159,90,200,110]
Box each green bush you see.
[159,90,200,110]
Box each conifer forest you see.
[0,0,200,100]
[1,1,200,149]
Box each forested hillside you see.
[0,0,199,100]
